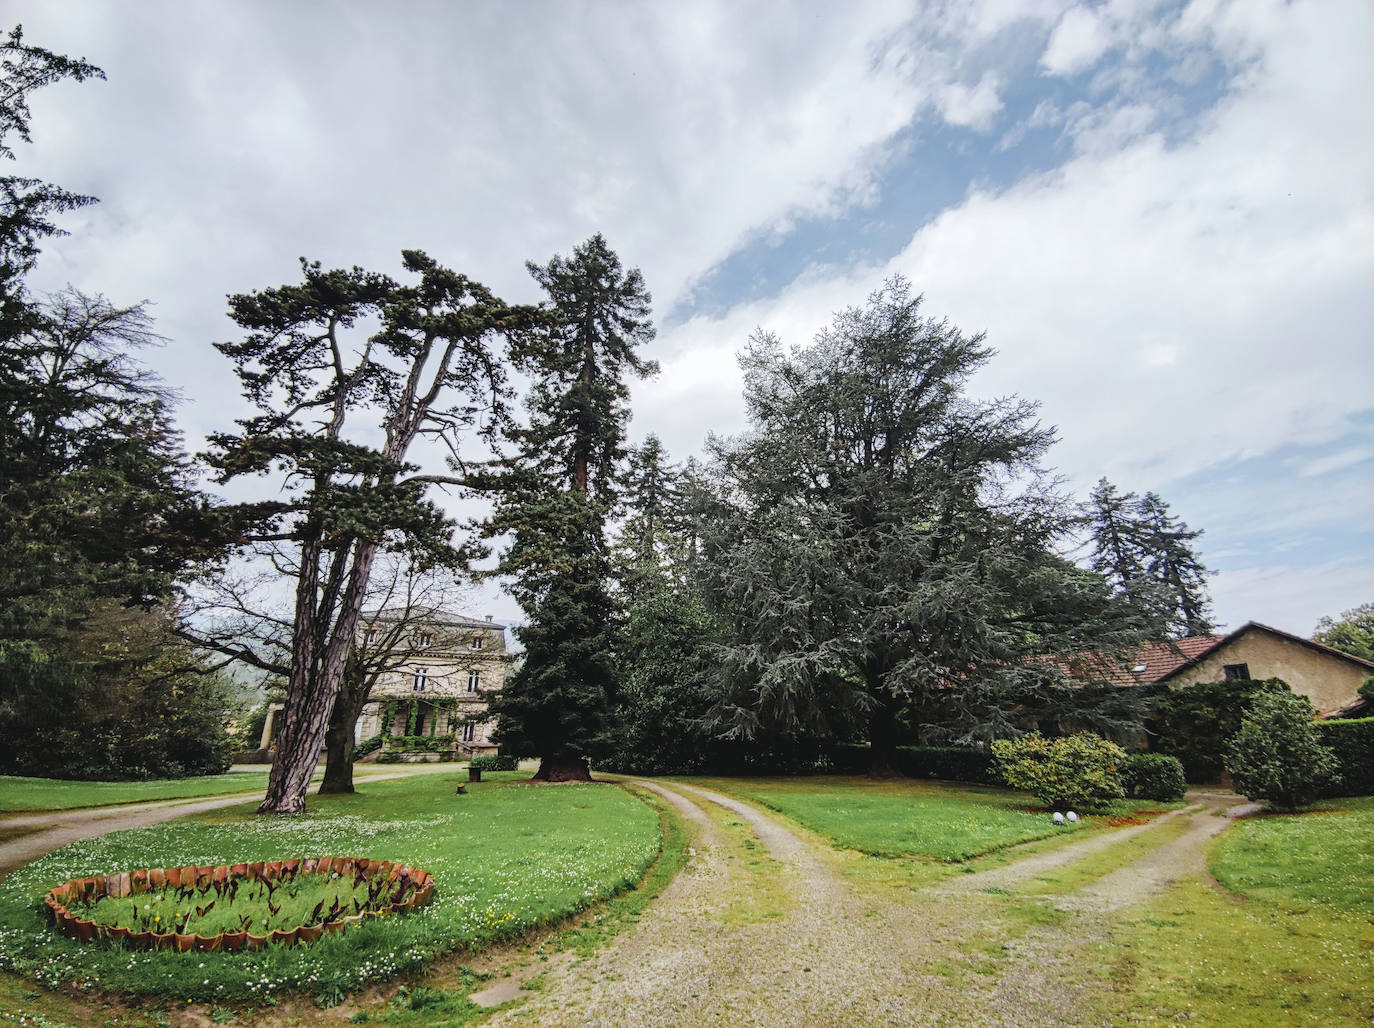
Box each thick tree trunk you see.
[318,690,362,795]
[260,542,378,813]
[531,756,592,782]
[868,687,901,779]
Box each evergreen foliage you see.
[1119,752,1188,802]
[1312,602,1374,662]
[602,589,721,775]
[1087,478,1214,636]
[487,236,656,781]
[1146,677,1291,782]
[1314,717,1373,797]
[206,252,531,811]
[1225,690,1338,813]
[696,277,1153,773]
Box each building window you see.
[471,634,484,650]
[417,631,434,650]
[412,668,428,692]
[364,627,379,645]
[462,723,475,743]
[1223,663,1250,681]
[467,670,480,692]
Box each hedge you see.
[830,744,996,783]
[1316,717,1374,797]
[1119,753,1187,802]
[469,754,518,772]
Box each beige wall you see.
[1168,630,1368,713]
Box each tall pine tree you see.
[1087,478,1214,637]
[488,234,656,781]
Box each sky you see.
[12,0,1374,637]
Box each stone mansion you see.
[352,609,508,758]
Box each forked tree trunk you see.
[260,543,377,813]
[531,756,592,782]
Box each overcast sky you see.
[13,0,1373,636]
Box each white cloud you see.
[937,71,1005,130]
[1041,6,1114,75]
[1211,558,1374,635]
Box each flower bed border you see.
[43,856,434,952]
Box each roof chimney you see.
[485,615,493,622]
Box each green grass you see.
[0,764,415,812]
[0,772,275,811]
[687,775,1094,861]
[1096,797,1374,1025]
[0,772,661,1004]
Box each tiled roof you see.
[1046,635,1225,686]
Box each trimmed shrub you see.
[991,732,1126,811]
[1225,691,1338,813]
[375,751,402,764]
[1147,677,1292,782]
[1120,753,1187,802]
[469,754,518,772]
[1315,717,1374,797]
[895,746,997,784]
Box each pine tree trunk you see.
[531,756,592,782]
[260,542,378,813]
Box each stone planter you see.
[42,857,436,953]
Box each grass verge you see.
[0,772,661,1005]
[686,775,1115,861]
[1096,797,1374,1025]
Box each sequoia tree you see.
[207,252,532,812]
[487,234,657,781]
[699,278,1152,774]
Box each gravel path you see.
[480,784,1254,1027]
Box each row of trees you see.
[0,28,243,779]
[2,25,1227,807]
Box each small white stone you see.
[1066,811,1079,823]
[1052,812,1066,824]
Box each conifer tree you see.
[488,234,656,781]
[207,252,531,812]
[698,278,1152,773]
[1087,478,1213,637]
[615,433,684,599]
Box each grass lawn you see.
[1098,796,1374,1025]
[0,764,427,812]
[0,772,276,811]
[688,775,1115,861]
[0,771,661,1006]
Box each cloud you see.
[937,71,1005,130]
[1041,5,1114,76]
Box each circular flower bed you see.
[43,856,434,952]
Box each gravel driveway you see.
[477,784,1252,1027]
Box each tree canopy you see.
[696,277,1153,772]
[1313,602,1374,662]
[1086,478,1214,637]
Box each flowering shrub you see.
[991,732,1126,811]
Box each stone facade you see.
[354,611,508,758]
[1158,622,1374,716]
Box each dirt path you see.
[0,763,468,879]
[480,784,1253,1027]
